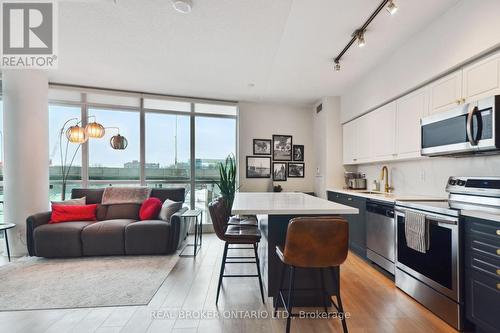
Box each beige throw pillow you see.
[51,197,86,206]
[158,200,183,221]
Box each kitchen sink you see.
[357,190,395,197]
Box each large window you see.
[48,90,238,223]
[145,113,190,181]
[88,108,140,181]
[48,104,82,200]
[0,100,3,222]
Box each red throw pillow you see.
[139,197,163,220]
[50,204,98,223]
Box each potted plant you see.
[215,154,237,215]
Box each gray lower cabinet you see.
[327,191,366,258]
[464,216,500,333]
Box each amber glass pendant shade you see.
[85,122,105,138]
[65,125,88,143]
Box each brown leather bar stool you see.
[275,216,349,333]
[208,198,265,305]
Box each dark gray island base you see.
[258,214,341,307]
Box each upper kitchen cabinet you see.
[371,102,396,160]
[342,120,358,165]
[462,51,500,103]
[429,70,463,115]
[396,88,429,159]
[356,112,374,163]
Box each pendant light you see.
[110,134,128,150]
[66,125,88,143]
[85,122,105,138]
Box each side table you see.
[179,209,203,257]
[0,223,16,262]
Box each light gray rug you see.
[0,255,179,311]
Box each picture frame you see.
[272,162,287,181]
[288,163,305,178]
[246,156,271,178]
[293,145,304,161]
[272,135,293,161]
[253,139,272,155]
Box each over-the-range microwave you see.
[421,95,500,156]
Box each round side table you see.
[0,223,16,262]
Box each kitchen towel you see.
[404,210,429,253]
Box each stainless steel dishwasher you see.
[366,200,395,274]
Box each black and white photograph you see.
[246,156,271,178]
[253,139,271,155]
[293,145,304,161]
[288,163,304,178]
[272,135,292,161]
[272,162,287,181]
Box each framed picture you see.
[272,135,292,161]
[288,163,305,178]
[246,156,271,178]
[293,145,304,161]
[253,139,271,155]
[272,162,287,181]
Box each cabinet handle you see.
[497,283,500,290]
[347,197,353,201]
[496,229,500,236]
[497,249,500,256]
[497,269,500,276]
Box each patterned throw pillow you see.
[158,200,183,221]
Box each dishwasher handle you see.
[366,201,395,218]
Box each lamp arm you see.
[104,127,120,134]
[63,143,82,184]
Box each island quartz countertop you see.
[232,192,359,215]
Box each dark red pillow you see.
[139,197,163,220]
[50,204,98,223]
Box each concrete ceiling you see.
[50,0,460,105]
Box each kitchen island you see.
[232,192,358,306]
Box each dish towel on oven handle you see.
[404,210,429,253]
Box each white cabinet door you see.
[429,70,462,115]
[356,113,373,163]
[342,121,357,164]
[396,88,429,158]
[371,102,396,160]
[463,51,500,102]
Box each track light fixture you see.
[386,0,398,15]
[333,0,398,72]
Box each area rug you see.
[0,255,179,311]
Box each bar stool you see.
[274,216,349,333]
[208,198,265,305]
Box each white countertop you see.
[232,192,359,215]
[461,210,500,223]
[327,188,447,204]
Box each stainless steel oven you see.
[421,95,499,156]
[394,203,462,330]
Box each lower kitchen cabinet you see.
[327,191,366,258]
[464,216,500,333]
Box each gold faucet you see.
[380,166,393,193]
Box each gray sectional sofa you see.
[26,188,188,258]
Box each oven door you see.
[421,95,497,156]
[395,209,460,301]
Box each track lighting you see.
[356,30,366,48]
[386,0,398,15]
[172,0,192,14]
[334,60,341,72]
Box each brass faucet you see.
[380,166,393,193]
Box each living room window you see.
[48,87,238,224]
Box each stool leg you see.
[319,268,329,313]
[216,242,229,305]
[253,243,265,304]
[274,263,286,316]
[286,266,296,333]
[330,266,348,333]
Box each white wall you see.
[238,102,315,192]
[341,0,500,123]
[313,97,344,198]
[357,155,500,198]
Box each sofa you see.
[26,187,188,258]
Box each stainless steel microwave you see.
[421,95,500,156]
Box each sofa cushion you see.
[158,200,183,222]
[51,197,86,206]
[125,220,171,255]
[103,204,141,220]
[81,219,135,256]
[34,221,95,258]
[139,198,162,220]
[50,204,97,223]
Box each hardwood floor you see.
[0,234,458,333]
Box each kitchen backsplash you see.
[356,155,500,197]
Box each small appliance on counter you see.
[344,172,367,190]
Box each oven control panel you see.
[446,176,500,197]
